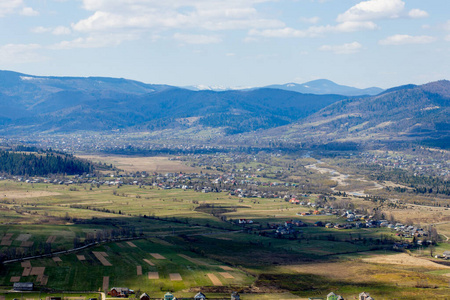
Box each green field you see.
[1,179,450,299]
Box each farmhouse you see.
[108,287,135,297]
[140,293,150,300]
[194,292,207,299]
[443,251,450,259]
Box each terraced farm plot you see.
[103,276,109,291]
[126,241,137,248]
[52,257,62,262]
[219,272,234,279]
[137,265,142,275]
[16,234,32,241]
[207,273,223,286]
[92,252,112,266]
[148,272,159,279]
[76,255,86,261]
[143,259,155,266]
[10,276,20,282]
[150,253,166,259]
[169,273,182,281]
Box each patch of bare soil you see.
[169,273,182,281]
[77,155,200,173]
[361,253,450,269]
[148,272,159,279]
[2,191,60,199]
[207,273,223,286]
[150,253,166,259]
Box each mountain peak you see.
[265,79,384,96]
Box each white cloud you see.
[51,33,138,49]
[0,43,43,63]
[299,16,320,24]
[32,26,71,35]
[32,26,51,34]
[319,42,363,54]
[379,34,437,45]
[249,21,377,38]
[408,9,429,19]
[173,33,222,44]
[52,26,71,35]
[249,27,307,38]
[72,0,284,33]
[0,1,39,17]
[443,20,450,31]
[337,0,405,23]
[20,6,39,16]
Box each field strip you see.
[4,233,13,239]
[22,267,31,276]
[148,272,159,279]
[143,259,155,266]
[36,274,48,285]
[362,253,450,269]
[219,272,234,279]
[46,236,57,243]
[10,276,20,282]
[219,266,234,271]
[103,276,109,291]
[169,273,182,281]
[177,254,210,266]
[137,265,142,275]
[1,240,12,246]
[116,243,125,248]
[40,275,48,285]
[30,267,45,276]
[149,238,173,246]
[53,257,62,262]
[76,255,86,261]
[126,241,137,248]
[150,253,166,259]
[16,234,32,241]
[98,251,108,257]
[92,252,112,266]
[21,241,34,247]
[21,261,31,268]
[207,273,223,286]
[0,295,5,300]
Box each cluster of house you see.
[272,220,307,235]
[309,291,374,300]
[108,289,240,300]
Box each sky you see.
[0,0,449,89]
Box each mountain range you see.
[265,79,384,96]
[0,70,347,134]
[185,79,383,96]
[0,70,448,148]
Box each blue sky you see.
[0,0,449,88]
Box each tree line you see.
[0,150,92,176]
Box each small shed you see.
[13,282,34,291]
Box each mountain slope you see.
[267,80,450,147]
[266,79,384,96]
[0,70,347,134]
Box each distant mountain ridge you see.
[0,70,347,135]
[266,79,384,96]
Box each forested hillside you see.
[0,151,92,176]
